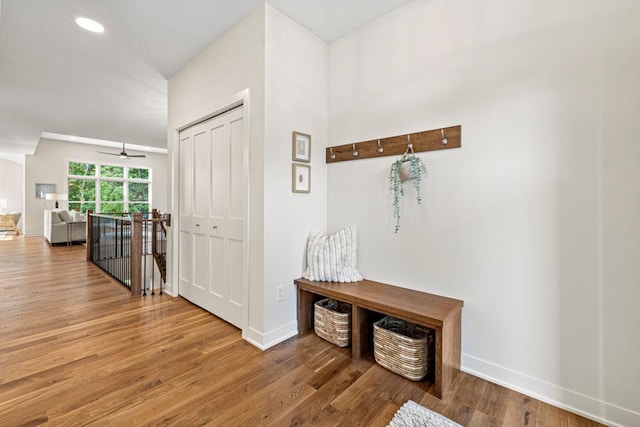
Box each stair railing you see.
[87,210,171,296]
[151,209,170,294]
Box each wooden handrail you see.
[152,209,170,234]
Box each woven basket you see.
[314,298,352,347]
[373,316,434,381]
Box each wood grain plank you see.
[0,238,604,426]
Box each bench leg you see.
[296,288,314,334]
[438,310,462,400]
[352,305,370,359]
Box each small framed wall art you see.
[292,131,311,163]
[292,164,311,193]
[36,183,56,199]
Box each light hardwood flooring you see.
[0,237,603,426]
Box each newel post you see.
[151,208,158,256]
[131,213,143,296]
[86,210,93,262]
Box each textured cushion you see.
[71,211,86,222]
[303,226,362,283]
[58,210,73,222]
[50,211,62,224]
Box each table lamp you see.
[46,193,68,209]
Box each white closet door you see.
[178,106,244,328]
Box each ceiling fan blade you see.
[96,145,146,158]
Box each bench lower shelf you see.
[294,278,463,400]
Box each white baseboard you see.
[243,321,298,351]
[162,288,177,297]
[462,353,639,427]
[161,282,177,297]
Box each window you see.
[100,180,124,213]
[68,161,151,213]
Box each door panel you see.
[193,129,210,218]
[209,235,225,298]
[178,230,192,299]
[179,133,192,217]
[229,117,243,219]
[211,124,227,219]
[178,106,245,329]
[228,239,243,304]
[192,232,208,291]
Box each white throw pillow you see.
[303,226,363,283]
[71,210,86,222]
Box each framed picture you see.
[292,131,311,163]
[292,164,311,193]
[36,183,56,199]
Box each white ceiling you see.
[0,0,414,162]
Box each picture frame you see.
[35,183,56,199]
[292,131,311,163]
[292,164,311,193]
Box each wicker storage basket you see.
[373,316,434,381]
[314,298,352,347]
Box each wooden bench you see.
[294,278,463,400]
[0,213,21,235]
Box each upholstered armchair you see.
[43,209,86,245]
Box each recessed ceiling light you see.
[76,17,104,33]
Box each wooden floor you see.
[0,238,603,426]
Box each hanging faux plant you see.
[388,148,426,233]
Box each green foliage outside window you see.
[100,165,124,178]
[68,162,96,176]
[69,202,96,213]
[129,167,149,180]
[68,179,96,213]
[129,182,149,202]
[100,202,125,214]
[129,203,149,213]
[100,181,124,202]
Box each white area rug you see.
[388,401,461,427]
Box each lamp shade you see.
[46,193,67,201]
[46,193,68,208]
[0,199,7,209]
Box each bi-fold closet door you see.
[178,106,244,329]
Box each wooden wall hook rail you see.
[325,125,461,163]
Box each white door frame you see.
[169,89,251,335]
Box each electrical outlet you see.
[277,285,284,301]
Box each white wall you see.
[24,138,167,237]
[167,6,268,340]
[263,5,328,341]
[327,0,640,425]
[168,5,329,349]
[0,157,24,229]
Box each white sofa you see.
[44,209,87,245]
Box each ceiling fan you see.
[96,142,146,159]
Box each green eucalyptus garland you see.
[388,154,427,233]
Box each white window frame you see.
[67,161,152,213]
